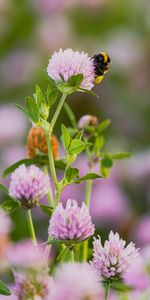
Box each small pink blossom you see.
[47,48,95,90]
[48,199,95,242]
[52,263,104,300]
[9,164,50,209]
[91,231,139,279]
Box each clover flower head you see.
[9,164,50,209]
[48,199,95,242]
[47,48,95,90]
[13,268,53,300]
[91,231,139,279]
[52,263,104,300]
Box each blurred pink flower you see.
[48,199,95,242]
[106,30,143,70]
[1,145,26,167]
[90,180,130,226]
[47,48,95,90]
[34,0,64,15]
[132,216,150,246]
[6,239,45,268]
[91,231,138,279]
[0,49,38,87]
[61,156,129,226]
[0,106,27,144]
[52,263,104,300]
[37,17,71,52]
[123,254,150,291]
[13,268,53,299]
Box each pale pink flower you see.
[91,231,138,279]
[47,48,95,90]
[9,164,50,209]
[52,263,104,300]
[13,268,53,300]
[6,239,45,268]
[48,199,95,242]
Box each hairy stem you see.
[27,210,37,246]
[83,165,93,262]
[105,283,110,300]
[51,93,67,131]
[43,165,55,207]
[45,132,58,191]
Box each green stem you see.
[70,249,75,262]
[83,166,93,262]
[43,165,55,207]
[45,132,58,190]
[105,283,110,300]
[63,102,77,129]
[85,178,93,207]
[51,93,67,131]
[55,188,61,205]
[27,210,37,246]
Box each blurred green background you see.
[0,0,150,247]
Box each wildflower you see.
[27,126,58,160]
[47,48,95,90]
[13,268,53,300]
[6,239,45,268]
[9,164,50,209]
[48,199,95,242]
[91,231,138,280]
[52,263,104,300]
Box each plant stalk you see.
[51,93,67,131]
[105,283,110,300]
[27,210,37,246]
[83,166,93,261]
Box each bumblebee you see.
[92,52,111,84]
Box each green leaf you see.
[46,238,63,245]
[110,152,132,160]
[26,97,40,123]
[15,104,31,119]
[78,88,99,97]
[61,124,71,150]
[75,130,83,140]
[40,204,53,216]
[98,119,111,133]
[3,156,49,177]
[68,74,83,87]
[54,159,66,171]
[0,183,8,195]
[57,82,76,94]
[101,155,113,168]
[74,173,103,184]
[110,281,132,292]
[0,280,11,296]
[94,135,105,152]
[46,84,58,106]
[69,139,85,155]
[65,167,79,183]
[35,85,43,106]
[1,200,20,214]
[100,166,110,178]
